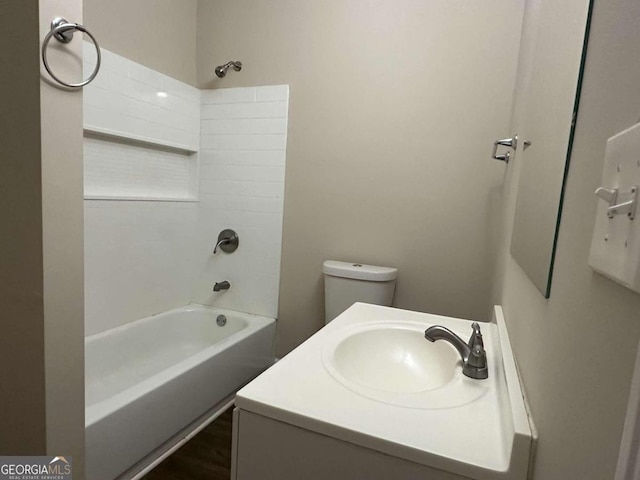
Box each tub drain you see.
[216,314,227,327]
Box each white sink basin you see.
[322,321,489,409]
[330,324,457,392]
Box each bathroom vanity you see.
[231,303,535,480]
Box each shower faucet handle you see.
[213,229,239,254]
[213,238,230,254]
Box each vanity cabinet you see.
[231,304,534,480]
[231,408,471,480]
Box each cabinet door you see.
[233,409,471,480]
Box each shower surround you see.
[83,43,288,336]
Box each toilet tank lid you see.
[322,260,397,282]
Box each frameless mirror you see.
[510,0,594,297]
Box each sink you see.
[322,321,489,408]
[330,325,458,393]
[236,303,536,480]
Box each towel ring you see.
[42,17,101,89]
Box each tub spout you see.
[213,281,230,292]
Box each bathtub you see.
[85,304,275,480]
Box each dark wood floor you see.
[144,407,234,480]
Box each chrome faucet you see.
[424,322,488,379]
[213,281,230,292]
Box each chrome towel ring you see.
[41,17,101,89]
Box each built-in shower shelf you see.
[83,195,198,202]
[83,126,199,202]
[84,126,198,154]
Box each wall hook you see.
[595,187,619,218]
[606,186,638,220]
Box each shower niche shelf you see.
[83,127,199,202]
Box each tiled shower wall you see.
[83,46,288,335]
[190,87,288,317]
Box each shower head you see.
[215,61,242,78]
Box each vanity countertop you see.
[235,303,534,480]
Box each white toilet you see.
[322,260,398,324]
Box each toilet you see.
[322,260,398,324]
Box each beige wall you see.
[83,0,198,86]
[196,0,525,355]
[30,1,640,476]
[0,0,85,473]
[28,1,640,476]
[495,0,640,478]
[0,0,46,454]
[39,0,86,474]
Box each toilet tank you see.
[323,260,397,324]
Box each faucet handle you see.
[465,323,488,379]
[468,322,484,349]
[467,344,487,368]
[213,238,229,254]
[213,229,239,254]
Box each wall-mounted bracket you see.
[607,186,638,220]
[595,186,619,218]
[491,134,518,164]
[589,121,640,294]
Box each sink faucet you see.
[424,322,488,379]
[213,281,230,292]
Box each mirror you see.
[510,0,594,297]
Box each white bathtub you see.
[85,304,275,480]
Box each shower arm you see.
[215,61,242,78]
